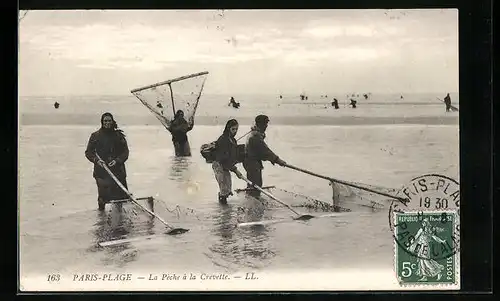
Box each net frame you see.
[130,71,209,129]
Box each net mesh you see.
[123,197,203,222]
[131,71,208,129]
[334,180,398,200]
[235,180,400,213]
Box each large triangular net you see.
[284,181,398,212]
[131,71,208,129]
[235,179,401,213]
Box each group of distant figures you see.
[330,98,357,109]
[330,93,454,112]
[329,93,368,109]
[54,93,454,114]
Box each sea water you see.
[18,93,459,287]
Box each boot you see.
[218,193,228,205]
[98,197,106,211]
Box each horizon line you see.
[18,91,459,98]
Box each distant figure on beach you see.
[212,119,244,204]
[167,110,194,157]
[279,95,283,99]
[363,94,368,100]
[85,112,129,211]
[331,98,339,109]
[243,115,287,197]
[350,99,357,108]
[54,101,60,109]
[228,97,240,109]
[444,93,452,112]
[401,95,404,99]
[300,94,305,101]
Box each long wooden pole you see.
[96,154,176,229]
[130,71,209,93]
[238,174,315,220]
[284,163,408,204]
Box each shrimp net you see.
[118,197,203,222]
[131,71,209,129]
[234,180,401,213]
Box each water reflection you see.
[91,203,155,267]
[237,195,276,264]
[91,205,132,253]
[206,204,237,270]
[238,194,267,222]
[168,156,191,181]
[208,195,277,270]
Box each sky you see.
[18,9,458,96]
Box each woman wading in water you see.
[85,112,129,210]
[168,110,194,157]
[212,119,244,204]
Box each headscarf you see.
[174,110,185,120]
[100,112,125,137]
[223,119,239,137]
[171,110,188,127]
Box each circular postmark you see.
[389,174,460,261]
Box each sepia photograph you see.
[18,9,460,291]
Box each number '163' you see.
[47,274,60,282]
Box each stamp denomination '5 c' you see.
[394,211,459,286]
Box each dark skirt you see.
[95,176,128,202]
[174,140,191,157]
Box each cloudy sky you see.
[19,9,458,96]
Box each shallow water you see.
[19,93,459,126]
[19,124,459,279]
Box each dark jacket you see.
[85,128,129,179]
[169,118,194,143]
[244,127,279,170]
[215,134,239,171]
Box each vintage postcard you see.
[18,9,460,291]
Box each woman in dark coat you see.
[85,112,129,210]
[168,110,194,157]
[212,119,243,204]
